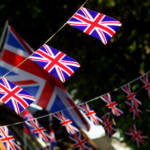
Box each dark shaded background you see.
[1,0,150,149]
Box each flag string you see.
[1,70,150,128]
[1,0,89,79]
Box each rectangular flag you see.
[29,44,80,83]
[22,110,51,143]
[0,126,22,150]
[0,25,90,131]
[67,7,122,45]
[0,77,35,114]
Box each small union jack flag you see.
[53,111,79,135]
[29,44,80,83]
[100,93,123,117]
[69,131,95,150]
[126,124,147,147]
[101,113,116,137]
[0,126,21,150]
[0,77,35,114]
[67,7,122,45]
[125,101,141,120]
[140,73,150,98]
[121,84,142,108]
[25,118,50,143]
[79,103,102,125]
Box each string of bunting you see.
[1,70,150,127]
[0,0,149,149]
[0,70,149,149]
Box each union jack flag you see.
[0,126,21,150]
[53,111,79,135]
[79,103,102,125]
[125,101,141,120]
[100,93,123,117]
[25,118,50,143]
[101,113,116,137]
[140,73,150,98]
[69,131,95,150]
[0,77,35,114]
[126,124,147,147]
[121,84,142,108]
[67,7,122,45]
[29,44,80,83]
[0,25,90,132]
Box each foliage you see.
[1,0,150,149]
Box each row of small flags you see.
[0,3,148,150]
[0,99,148,149]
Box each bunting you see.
[0,77,35,114]
[23,110,51,143]
[0,126,21,150]
[67,7,122,45]
[101,113,116,137]
[29,44,80,83]
[126,124,147,147]
[121,84,142,119]
[100,93,123,117]
[1,1,150,149]
[53,111,79,135]
[79,103,102,125]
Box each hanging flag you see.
[140,73,150,98]
[22,109,51,143]
[0,25,89,131]
[0,77,35,114]
[125,101,141,120]
[29,44,80,83]
[25,118,50,143]
[126,124,147,147]
[69,131,95,150]
[121,84,142,119]
[101,113,116,137]
[0,126,22,150]
[121,84,142,108]
[78,103,102,125]
[100,93,123,117]
[53,111,79,135]
[67,7,122,45]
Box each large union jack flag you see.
[78,103,102,125]
[53,111,79,135]
[25,118,50,143]
[126,124,147,147]
[100,93,123,117]
[67,7,122,45]
[0,25,89,131]
[69,131,95,150]
[29,44,80,83]
[0,77,35,114]
[101,113,116,137]
[0,126,21,150]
